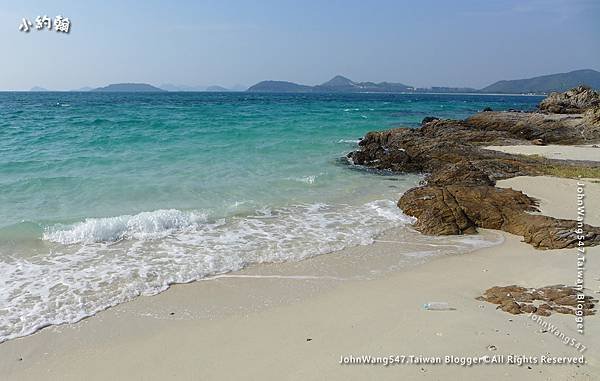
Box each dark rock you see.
[421,116,440,125]
[535,308,552,317]
[520,304,537,313]
[398,186,477,235]
[466,111,600,145]
[539,86,600,114]
[483,107,493,112]
[585,106,600,126]
[499,301,522,314]
[427,162,494,187]
[399,185,600,249]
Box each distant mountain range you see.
[27,83,246,92]
[481,69,600,94]
[248,75,413,93]
[26,69,600,94]
[92,83,166,92]
[248,69,600,94]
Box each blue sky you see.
[2,0,599,90]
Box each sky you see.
[1,0,599,90]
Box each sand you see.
[484,144,600,161]
[1,175,598,380]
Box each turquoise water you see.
[0,92,541,341]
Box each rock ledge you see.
[347,87,600,249]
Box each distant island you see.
[481,69,600,94]
[247,80,313,93]
[92,83,166,92]
[30,86,49,92]
[248,69,600,95]
[205,85,232,92]
[248,75,413,93]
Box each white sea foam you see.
[0,200,500,343]
[43,209,208,244]
[285,174,320,184]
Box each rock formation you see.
[538,85,600,114]
[347,87,600,249]
[477,285,597,316]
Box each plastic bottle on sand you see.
[423,302,453,311]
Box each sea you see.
[0,91,543,342]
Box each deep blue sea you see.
[0,91,542,341]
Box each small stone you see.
[306,338,312,342]
[488,345,497,351]
[535,308,552,317]
[520,304,537,313]
[500,301,521,314]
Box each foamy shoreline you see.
[1,174,598,380]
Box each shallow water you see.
[0,91,542,342]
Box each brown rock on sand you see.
[478,285,598,317]
[398,184,600,249]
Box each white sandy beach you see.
[484,144,600,161]
[0,177,600,380]
[0,175,598,379]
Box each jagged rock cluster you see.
[538,85,600,130]
[347,87,600,249]
[539,85,600,114]
[477,285,597,316]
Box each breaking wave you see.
[1,199,420,342]
[43,209,209,244]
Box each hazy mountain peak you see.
[92,83,166,92]
[320,75,356,87]
[247,80,313,93]
[205,85,230,92]
[481,69,600,94]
